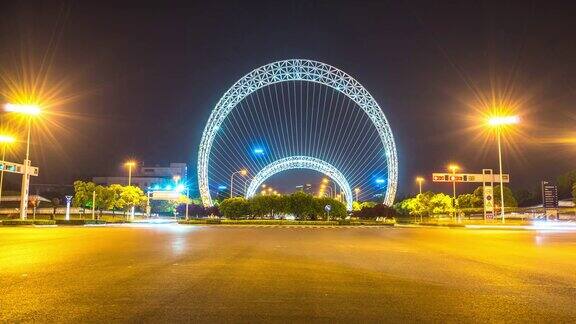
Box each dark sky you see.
[1,0,575,197]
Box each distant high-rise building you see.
[295,183,313,195]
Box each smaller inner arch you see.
[245,156,354,211]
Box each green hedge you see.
[1,220,56,226]
[177,219,395,226]
[350,220,396,226]
[104,219,132,224]
[55,219,106,225]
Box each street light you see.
[322,178,335,198]
[230,169,248,198]
[0,135,16,206]
[354,187,360,202]
[448,164,460,221]
[415,177,424,195]
[488,115,519,223]
[4,103,41,220]
[124,161,136,186]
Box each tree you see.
[109,184,126,212]
[394,192,433,218]
[50,197,60,220]
[314,197,346,220]
[94,185,115,217]
[474,185,517,209]
[249,195,274,218]
[287,192,315,220]
[514,189,538,207]
[557,170,576,198]
[457,193,482,208]
[121,186,147,212]
[219,197,250,219]
[72,181,97,210]
[356,203,397,219]
[429,193,453,215]
[360,201,377,209]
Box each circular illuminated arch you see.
[246,156,354,211]
[198,59,398,207]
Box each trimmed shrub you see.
[33,220,56,226]
[104,219,132,224]
[55,219,106,225]
[2,220,35,226]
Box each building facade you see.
[93,163,188,191]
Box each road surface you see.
[1,224,575,322]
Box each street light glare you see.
[125,160,136,167]
[240,169,248,176]
[4,103,41,116]
[488,115,520,127]
[448,164,459,172]
[416,177,424,182]
[0,135,16,144]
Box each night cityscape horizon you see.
[1,1,576,323]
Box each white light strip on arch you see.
[198,59,398,207]
[245,156,354,211]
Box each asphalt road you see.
[1,224,576,323]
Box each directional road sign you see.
[0,160,39,176]
[432,173,509,183]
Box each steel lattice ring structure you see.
[198,59,398,207]
[246,156,354,211]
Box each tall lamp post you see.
[230,169,248,198]
[4,103,41,220]
[0,135,16,206]
[415,177,424,195]
[448,164,459,220]
[125,161,136,186]
[124,160,136,220]
[322,178,335,198]
[354,187,360,202]
[488,115,519,223]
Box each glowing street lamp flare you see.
[124,160,137,187]
[448,164,460,173]
[0,135,16,143]
[488,115,520,127]
[230,169,248,198]
[4,103,41,116]
[486,115,519,223]
[447,164,460,219]
[415,177,424,195]
[4,103,42,220]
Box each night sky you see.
[1,0,575,198]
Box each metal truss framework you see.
[198,59,398,207]
[246,156,354,211]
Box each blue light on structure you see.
[375,178,385,184]
[153,185,160,190]
[176,184,185,193]
[218,185,227,190]
[165,185,173,191]
[253,148,264,155]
